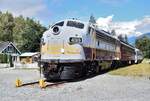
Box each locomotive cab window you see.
[67,21,84,29]
[51,21,64,28]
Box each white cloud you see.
[135,16,150,33]
[0,0,53,26]
[96,15,150,37]
[0,0,47,17]
[111,21,141,37]
[96,15,114,31]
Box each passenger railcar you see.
[39,19,143,80]
[120,41,135,65]
[135,48,143,64]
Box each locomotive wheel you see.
[91,61,98,74]
[42,64,60,80]
[60,66,76,80]
[86,61,98,75]
[111,60,118,69]
[81,63,87,76]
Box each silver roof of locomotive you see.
[48,19,136,50]
[50,19,88,28]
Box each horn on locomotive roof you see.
[68,18,78,20]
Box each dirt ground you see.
[1,68,150,101]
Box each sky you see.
[0,0,150,39]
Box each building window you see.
[97,40,100,46]
[8,45,13,53]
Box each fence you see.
[14,62,39,69]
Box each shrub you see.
[0,54,8,63]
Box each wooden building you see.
[20,52,40,64]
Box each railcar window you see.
[88,27,91,34]
[97,40,100,46]
[67,21,84,29]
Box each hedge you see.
[0,54,8,63]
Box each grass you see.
[109,59,150,77]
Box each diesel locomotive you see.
[39,19,143,80]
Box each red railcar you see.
[120,41,135,64]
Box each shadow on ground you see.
[47,65,129,83]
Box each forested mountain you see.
[138,33,150,39]
[0,11,47,52]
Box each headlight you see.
[52,26,60,35]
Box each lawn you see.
[109,59,150,77]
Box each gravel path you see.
[0,68,150,101]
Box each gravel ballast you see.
[0,68,150,101]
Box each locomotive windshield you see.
[67,21,84,29]
[51,21,64,28]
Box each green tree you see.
[135,36,150,58]
[0,11,47,52]
[0,12,15,42]
[124,34,128,43]
[13,15,26,48]
[111,29,116,36]
[20,18,46,52]
[118,34,123,41]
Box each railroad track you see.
[45,81,67,88]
